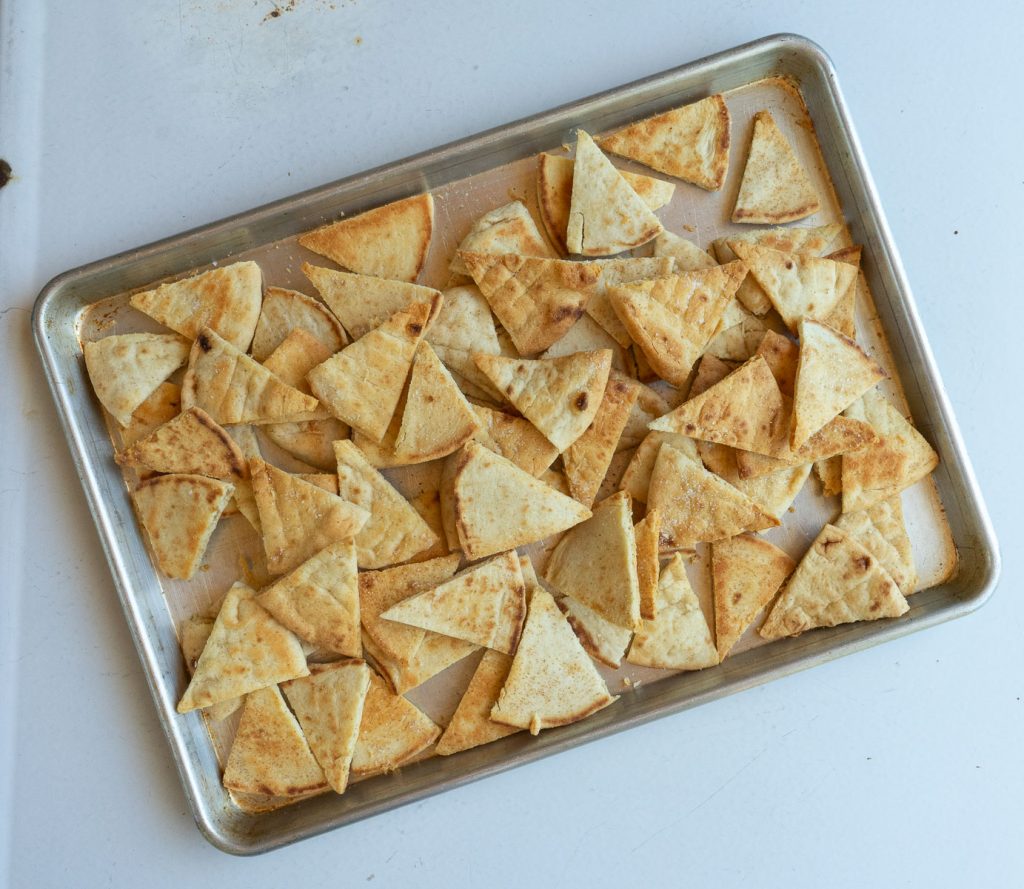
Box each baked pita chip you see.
[732,110,820,224]
[178,616,241,721]
[449,200,553,276]
[129,261,262,351]
[615,376,670,452]
[120,381,181,447]
[653,231,718,271]
[712,534,795,658]
[842,390,939,512]
[403,486,451,564]
[566,130,664,256]
[634,508,661,621]
[256,540,361,657]
[597,94,730,189]
[714,453,812,521]
[133,473,233,579]
[752,329,799,397]
[250,457,370,574]
[424,284,504,401]
[307,299,435,441]
[333,439,439,569]
[760,523,909,639]
[556,594,633,668]
[452,441,592,560]
[470,404,559,477]
[491,588,616,735]
[585,256,674,347]
[541,313,633,374]
[177,582,309,712]
[834,497,916,595]
[627,553,718,670]
[703,308,768,363]
[222,685,328,798]
[544,491,641,630]
[474,351,612,451]
[459,252,601,355]
[250,286,347,362]
[435,649,520,755]
[116,407,245,480]
[84,333,190,426]
[821,247,863,338]
[351,670,441,777]
[791,319,886,449]
[298,193,434,283]
[262,419,349,473]
[619,430,699,503]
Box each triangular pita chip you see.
[120,381,181,447]
[250,457,370,574]
[753,329,799,397]
[307,299,435,441]
[822,247,863,338]
[129,261,262,351]
[404,486,451,564]
[544,491,641,630]
[584,256,675,347]
[424,284,504,401]
[83,333,190,426]
[177,582,308,712]
[116,407,245,480]
[261,328,336,415]
[617,376,671,452]
[262,419,349,473]
[760,523,909,639]
[834,497,917,595]
[791,319,886,449]
[619,430,699,503]
[435,649,520,755]
[250,286,347,362]
[541,313,633,374]
[842,390,939,513]
[703,307,768,363]
[474,351,611,451]
[710,449,812,521]
[732,110,820,224]
[627,553,718,670]
[351,670,441,777]
[298,193,434,283]
[256,540,361,657]
[653,231,718,270]
[449,200,553,276]
[470,404,559,476]
[597,94,730,189]
[712,534,795,658]
[452,441,592,560]
[556,594,633,668]
[178,615,243,722]
[491,588,615,735]
[133,473,233,579]
[634,508,661,621]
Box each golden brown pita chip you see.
[732,110,820,224]
[816,456,844,498]
[260,328,338,428]
[298,193,434,283]
[619,430,699,503]
[717,457,812,521]
[403,486,451,563]
[597,94,730,189]
[450,200,553,276]
[117,407,244,480]
[584,256,675,347]
[351,670,441,777]
[179,615,245,722]
[556,594,633,668]
[634,508,661,621]
[617,375,672,452]
[835,498,916,595]
[250,286,347,362]
[541,313,633,374]
[424,284,504,401]
[84,333,190,426]
[129,261,263,351]
[753,329,799,397]
[435,650,520,755]
[120,381,181,447]
[712,534,795,658]
[760,523,909,639]
[653,231,719,271]
[452,441,592,560]
[470,404,559,477]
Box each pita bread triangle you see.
[117,407,245,480]
[435,649,520,755]
[222,685,327,799]
[452,441,592,560]
[648,443,779,550]
[842,390,939,513]
[177,582,309,712]
[619,429,700,504]
[556,594,633,668]
[83,333,190,426]
[821,246,862,338]
[250,285,348,362]
[280,660,372,794]
[712,534,795,659]
[727,241,857,333]
[133,473,234,580]
[181,327,319,425]
[584,256,674,347]
[653,231,718,270]
[381,550,526,653]
[596,94,731,190]
[760,523,908,639]
[834,497,917,595]
[351,670,441,777]
[298,193,434,283]
[449,200,553,276]
[129,260,263,351]
[491,588,616,735]
[179,615,243,723]
[634,508,662,621]
[627,553,719,670]
[791,319,886,449]
[617,373,671,452]
[120,380,181,447]
[732,110,820,224]
[423,284,504,400]
[256,540,361,657]
[307,298,435,441]
[249,457,370,575]
[753,329,799,397]
[470,404,559,477]
[544,490,641,630]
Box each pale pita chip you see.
[84,333,190,426]
[459,252,601,355]
[116,407,245,480]
[753,329,799,397]
[298,193,434,283]
[619,430,700,503]
[653,231,718,271]
[120,381,182,447]
[597,94,730,190]
[177,582,309,712]
[449,200,553,276]
[452,441,591,560]
[474,351,611,451]
[351,670,441,777]
[541,313,633,374]
[627,553,718,670]
[491,588,616,735]
[834,498,917,595]
[333,439,439,569]
[222,685,328,798]
[634,508,661,621]
[732,110,820,224]
[617,376,671,452]
[349,380,411,469]
[566,130,664,255]
[712,534,795,658]
[470,404,559,477]
[544,491,641,630]
[133,473,233,579]
[178,616,242,721]
[129,261,263,351]
[424,284,504,401]
[256,540,361,657]
[250,286,347,361]
[557,594,633,668]
[435,649,520,756]
[760,523,909,639]
[585,256,675,347]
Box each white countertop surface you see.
[1,1,1020,886]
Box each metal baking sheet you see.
[33,34,999,855]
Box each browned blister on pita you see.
[351,670,441,777]
[117,407,245,480]
[449,200,554,276]
[435,649,520,756]
[250,286,347,362]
